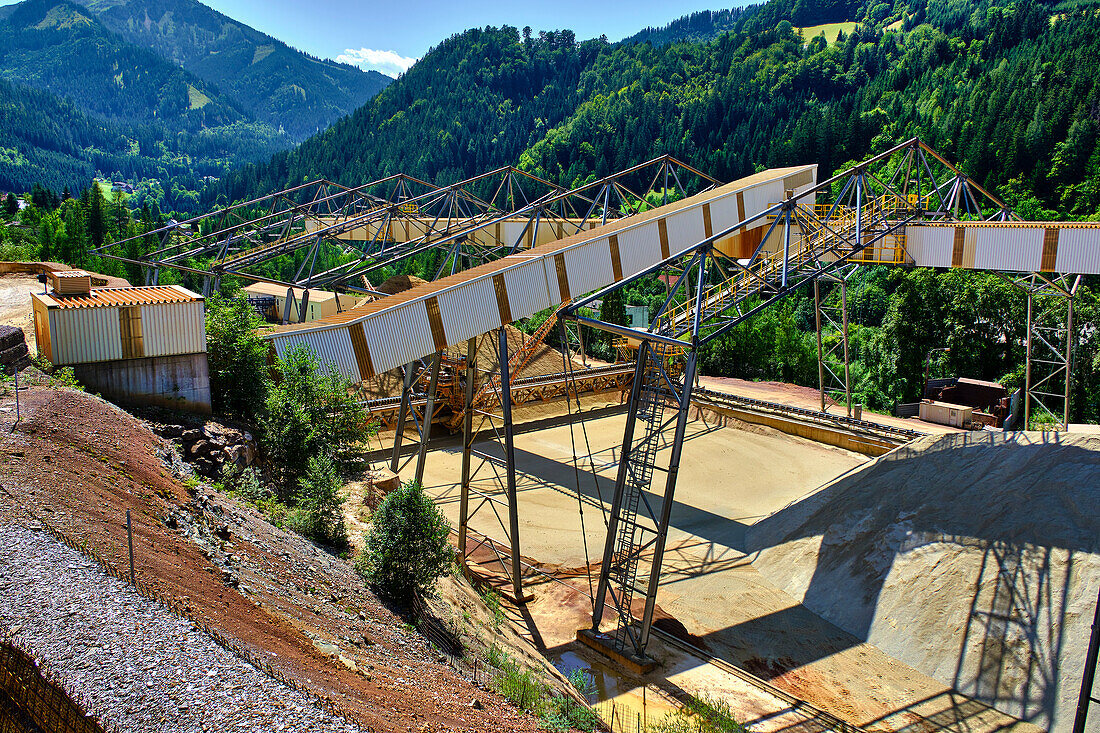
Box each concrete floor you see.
[420,399,865,567]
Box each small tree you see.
[287,454,348,548]
[205,293,270,419]
[357,481,451,604]
[260,345,372,499]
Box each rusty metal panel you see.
[140,302,206,357]
[436,276,501,347]
[359,300,436,374]
[49,306,123,365]
[563,237,615,297]
[1055,227,1100,274]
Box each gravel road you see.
[0,522,360,733]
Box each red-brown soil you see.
[0,384,542,732]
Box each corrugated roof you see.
[33,285,203,309]
[268,165,812,337]
[53,270,91,278]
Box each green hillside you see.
[78,0,393,139]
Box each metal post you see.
[1063,296,1074,431]
[12,368,19,429]
[414,351,443,487]
[125,509,135,584]
[458,338,477,563]
[781,207,791,288]
[814,280,826,412]
[282,286,295,324]
[498,328,524,601]
[390,361,417,473]
[1073,586,1100,733]
[298,289,310,324]
[638,348,698,651]
[840,278,852,417]
[1025,289,1034,429]
[591,342,649,629]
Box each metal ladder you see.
[602,338,674,655]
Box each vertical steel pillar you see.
[499,327,524,601]
[458,337,477,563]
[637,348,698,651]
[840,278,852,417]
[414,350,443,486]
[591,341,650,629]
[1063,297,1074,431]
[390,361,417,473]
[814,280,826,412]
[1025,288,1034,429]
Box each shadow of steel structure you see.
[560,138,1088,666]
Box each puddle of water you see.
[550,649,633,702]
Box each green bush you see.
[356,481,451,603]
[290,454,348,548]
[204,293,270,420]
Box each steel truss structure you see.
[814,267,855,415]
[97,156,718,315]
[561,138,1083,664]
[997,273,1082,430]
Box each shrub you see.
[291,454,348,548]
[204,293,270,420]
[356,481,451,603]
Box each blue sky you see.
[0,0,733,76]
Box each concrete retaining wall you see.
[72,352,211,414]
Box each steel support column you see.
[458,337,477,563]
[814,275,852,416]
[414,350,443,486]
[499,327,524,602]
[590,341,650,629]
[390,361,417,473]
[637,348,698,651]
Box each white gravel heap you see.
[0,523,360,733]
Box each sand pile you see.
[746,431,1100,732]
[371,274,428,295]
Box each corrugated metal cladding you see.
[436,277,501,347]
[1056,228,1100,274]
[48,307,123,365]
[270,329,361,380]
[905,227,955,268]
[359,300,436,369]
[140,302,206,358]
[971,226,1041,272]
[501,258,553,319]
[616,223,664,280]
[562,237,615,298]
[260,166,816,379]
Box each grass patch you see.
[796,21,858,43]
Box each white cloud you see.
[336,48,419,77]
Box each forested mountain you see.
[0,0,246,128]
[76,0,392,140]
[212,0,1100,219]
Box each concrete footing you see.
[72,352,211,414]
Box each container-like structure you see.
[31,283,210,413]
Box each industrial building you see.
[31,273,211,413]
[242,281,366,323]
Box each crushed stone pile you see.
[747,431,1100,733]
[0,523,358,733]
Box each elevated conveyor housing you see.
[261,165,818,379]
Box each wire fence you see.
[593,699,667,733]
[0,642,106,733]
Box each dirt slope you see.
[747,431,1100,732]
[0,384,541,732]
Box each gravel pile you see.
[0,523,360,733]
